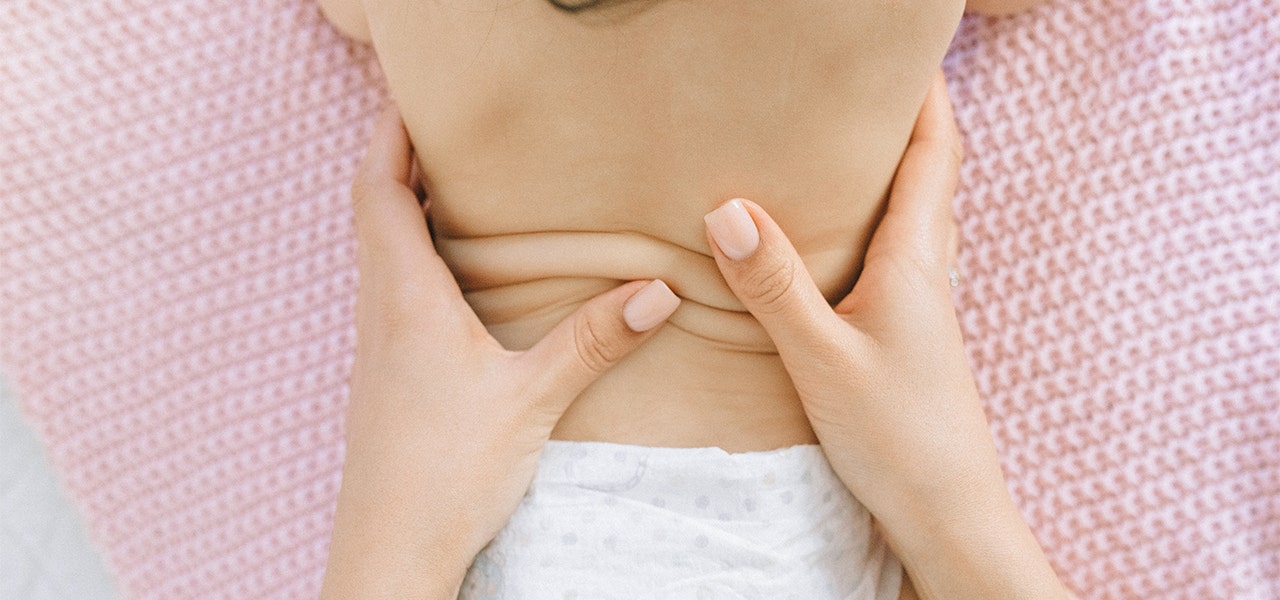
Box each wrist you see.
[874,486,1069,600]
[323,467,479,600]
[322,518,470,600]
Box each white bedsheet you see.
[0,374,121,600]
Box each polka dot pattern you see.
[0,0,1277,598]
[460,442,902,600]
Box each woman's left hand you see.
[321,106,680,599]
[701,72,1072,600]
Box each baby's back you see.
[347,0,963,450]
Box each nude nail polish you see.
[623,280,681,332]
[704,199,760,261]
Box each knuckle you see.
[882,253,943,295]
[740,256,798,313]
[358,274,433,333]
[374,289,423,330]
[572,312,623,374]
[348,175,376,215]
[360,295,423,343]
[946,139,965,172]
[350,167,405,205]
[349,175,383,206]
[381,286,424,324]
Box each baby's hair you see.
[549,0,658,12]
[548,0,606,10]
[547,0,661,19]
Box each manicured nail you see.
[704,199,760,261]
[623,280,681,332]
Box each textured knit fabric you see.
[461,442,901,600]
[0,1,1276,598]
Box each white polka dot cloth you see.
[461,441,901,600]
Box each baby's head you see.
[552,0,1046,15]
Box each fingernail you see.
[623,280,681,332]
[704,199,760,261]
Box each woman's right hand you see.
[701,72,1075,600]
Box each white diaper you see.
[460,441,902,600]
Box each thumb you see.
[520,279,681,407]
[704,199,845,353]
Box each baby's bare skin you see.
[324,0,970,451]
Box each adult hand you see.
[321,106,680,599]
[702,72,1073,600]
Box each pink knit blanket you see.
[1,1,1277,597]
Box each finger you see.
[947,218,960,267]
[351,105,473,334]
[704,198,845,352]
[521,279,680,407]
[835,71,962,313]
[351,105,440,274]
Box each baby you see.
[323,1,1041,597]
